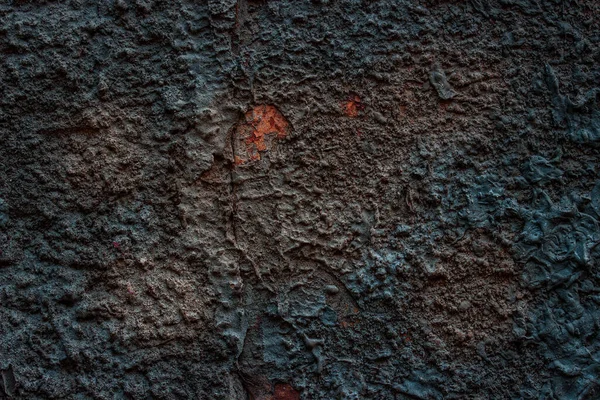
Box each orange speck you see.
[235,105,289,165]
[340,319,357,329]
[342,95,363,118]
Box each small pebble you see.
[325,285,339,295]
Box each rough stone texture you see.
[1,0,600,399]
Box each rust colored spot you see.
[235,105,289,165]
[342,95,363,118]
[340,319,357,329]
[272,383,300,400]
[439,99,452,111]
[255,140,267,152]
[342,303,360,315]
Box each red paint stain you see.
[235,105,289,164]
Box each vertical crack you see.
[228,125,240,245]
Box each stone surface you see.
[1,0,600,398]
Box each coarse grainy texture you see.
[1,0,600,399]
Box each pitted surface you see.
[1,1,600,398]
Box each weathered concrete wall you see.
[1,0,600,398]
